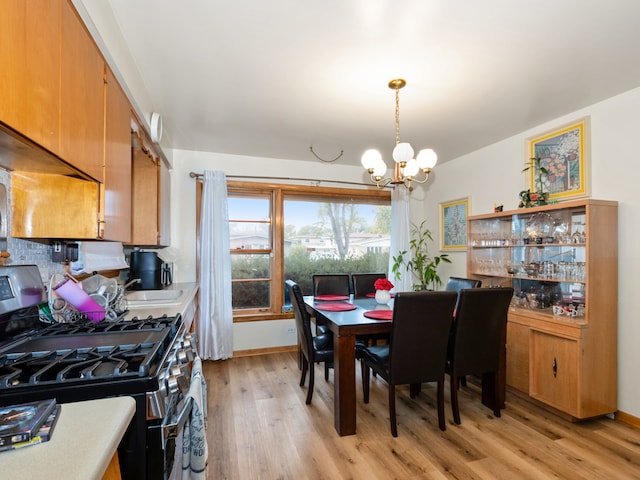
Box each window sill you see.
[233,312,294,323]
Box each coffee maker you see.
[128,251,172,290]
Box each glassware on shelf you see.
[553,217,569,243]
[525,212,555,243]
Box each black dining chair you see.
[444,277,482,386]
[359,290,458,436]
[286,280,334,405]
[445,287,514,424]
[312,274,351,297]
[352,273,387,298]
[444,276,482,293]
[351,272,390,347]
[311,273,350,337]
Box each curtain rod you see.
[188,172,389,189]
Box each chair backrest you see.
[312,274,350,296]
[352,273,386,298]
[445,277,482,292]
[286,280,313,358]
[448,287,514,377]
[388,291,458,386]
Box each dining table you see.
[304,293,506,436]
[304,294,393,436]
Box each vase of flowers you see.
[374,278,394,305]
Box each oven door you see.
[162,394,192,480]
[159,357,207,480]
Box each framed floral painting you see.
[440,197,469,251]
[526,117,590,201]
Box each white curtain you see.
[388,186,412,292]
[197,170,233,360]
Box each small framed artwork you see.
[440,197,469,251]
[525,116,590,202]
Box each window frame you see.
[222,181,390,322]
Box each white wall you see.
[169,87,640,418]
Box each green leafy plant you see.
[522,156,548,195]
[392,221,451,291]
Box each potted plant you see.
[519,157,549,208]
[392,220,451,291]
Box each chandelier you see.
[361,78,437,191]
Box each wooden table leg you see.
[333,332,356,436]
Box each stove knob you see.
[167,374,180,396]
[177,348,193,363]
[170,365,189,395]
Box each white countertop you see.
[0,396,135,479]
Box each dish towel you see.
[182,357,208,480]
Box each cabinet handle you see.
[552,356,557,378]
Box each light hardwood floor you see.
[203,352,640,479]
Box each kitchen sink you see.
[125,289,184,306]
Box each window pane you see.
[231,253,271,279]
[283,198,391,298]
[232,281,271,309]
[228,196,270,221]
[229,222,271,249]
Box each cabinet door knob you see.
[552,356,558,378]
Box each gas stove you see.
[0,266,200,480]
[0,315,181,402]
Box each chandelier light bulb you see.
[416,148,438,169]
[392,142,414,165]
[372,161,388,178]
[403,158,420,177]
[361,149,382,170]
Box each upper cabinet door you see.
[60,0,105,182]
[0,0,61,153]
[102,69,132,242]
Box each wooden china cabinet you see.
[466,199,617,419]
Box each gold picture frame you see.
[525,117,590,201]
[440,197,469,251]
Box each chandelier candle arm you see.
[361,78,437,191]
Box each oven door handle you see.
[162,396,193,446]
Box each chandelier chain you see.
[394,86,401,146]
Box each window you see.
[226,181,390,320]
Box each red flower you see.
[374,278,394,291]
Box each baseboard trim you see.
[616,410,640,428]
[234,345,297,357]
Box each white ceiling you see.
[91,0,640,168]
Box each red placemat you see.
[315,302,357,312]
[363,310,393,320]
[365,292,395,298]
[314,294,349,301]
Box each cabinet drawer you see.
[530,330,579,415]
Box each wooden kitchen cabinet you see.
[131,130,160,245]
[11,171,99,239]
[60,0,105,182]
[0,0,61,153]
[129,124,171,247]
[505,319,529,394]
[530,330,579,415]
[102,68,132,242]
[467,199,617,419]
